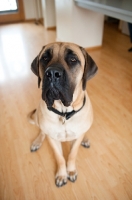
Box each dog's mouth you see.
[42,80,73,108]
[43,87,71,107]
[41,65,75,107]
[42,85,72,107]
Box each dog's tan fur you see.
[29,42,97,187]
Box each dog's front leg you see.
[67,133,85,182]
[47,136,67,187]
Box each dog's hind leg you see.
[28,109,37,125]
[31,131,45,152]
[81,135,90,148]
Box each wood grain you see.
[0,22,132,200]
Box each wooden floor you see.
[0,22,132,200]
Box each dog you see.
[29,42,98,187]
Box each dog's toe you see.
[30,133,45,152]
[55,176,67,187]
[81,140,90,148]
[30,143,41,152]
[67,170,77,182]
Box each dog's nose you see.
[45,67,63,81]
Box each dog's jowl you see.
[29,42,98,187]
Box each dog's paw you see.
[30,142,42,152]
[81,139,90,148]
[67,170,77,182]
[30,133,45,152]
[55,176,67,187]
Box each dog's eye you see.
[65,51,80,67]
[43,57,48,61]
[70,58,77,62]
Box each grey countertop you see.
[75,0,132,23]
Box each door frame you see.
[0,0,25,24]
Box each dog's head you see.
[31,42,98,107]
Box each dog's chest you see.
[38,97,93,141]
[52,118,82,141]
[40,110,92,142]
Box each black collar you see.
[47,96,86,120]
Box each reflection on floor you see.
[0,23,56,83]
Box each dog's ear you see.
[31,56,39,76]
[31,46,45,88]
[80,47,98,90]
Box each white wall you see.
[55,0,104,48]
[55,0,72,41]
[23,0,42,20]
[41,0,56,28]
